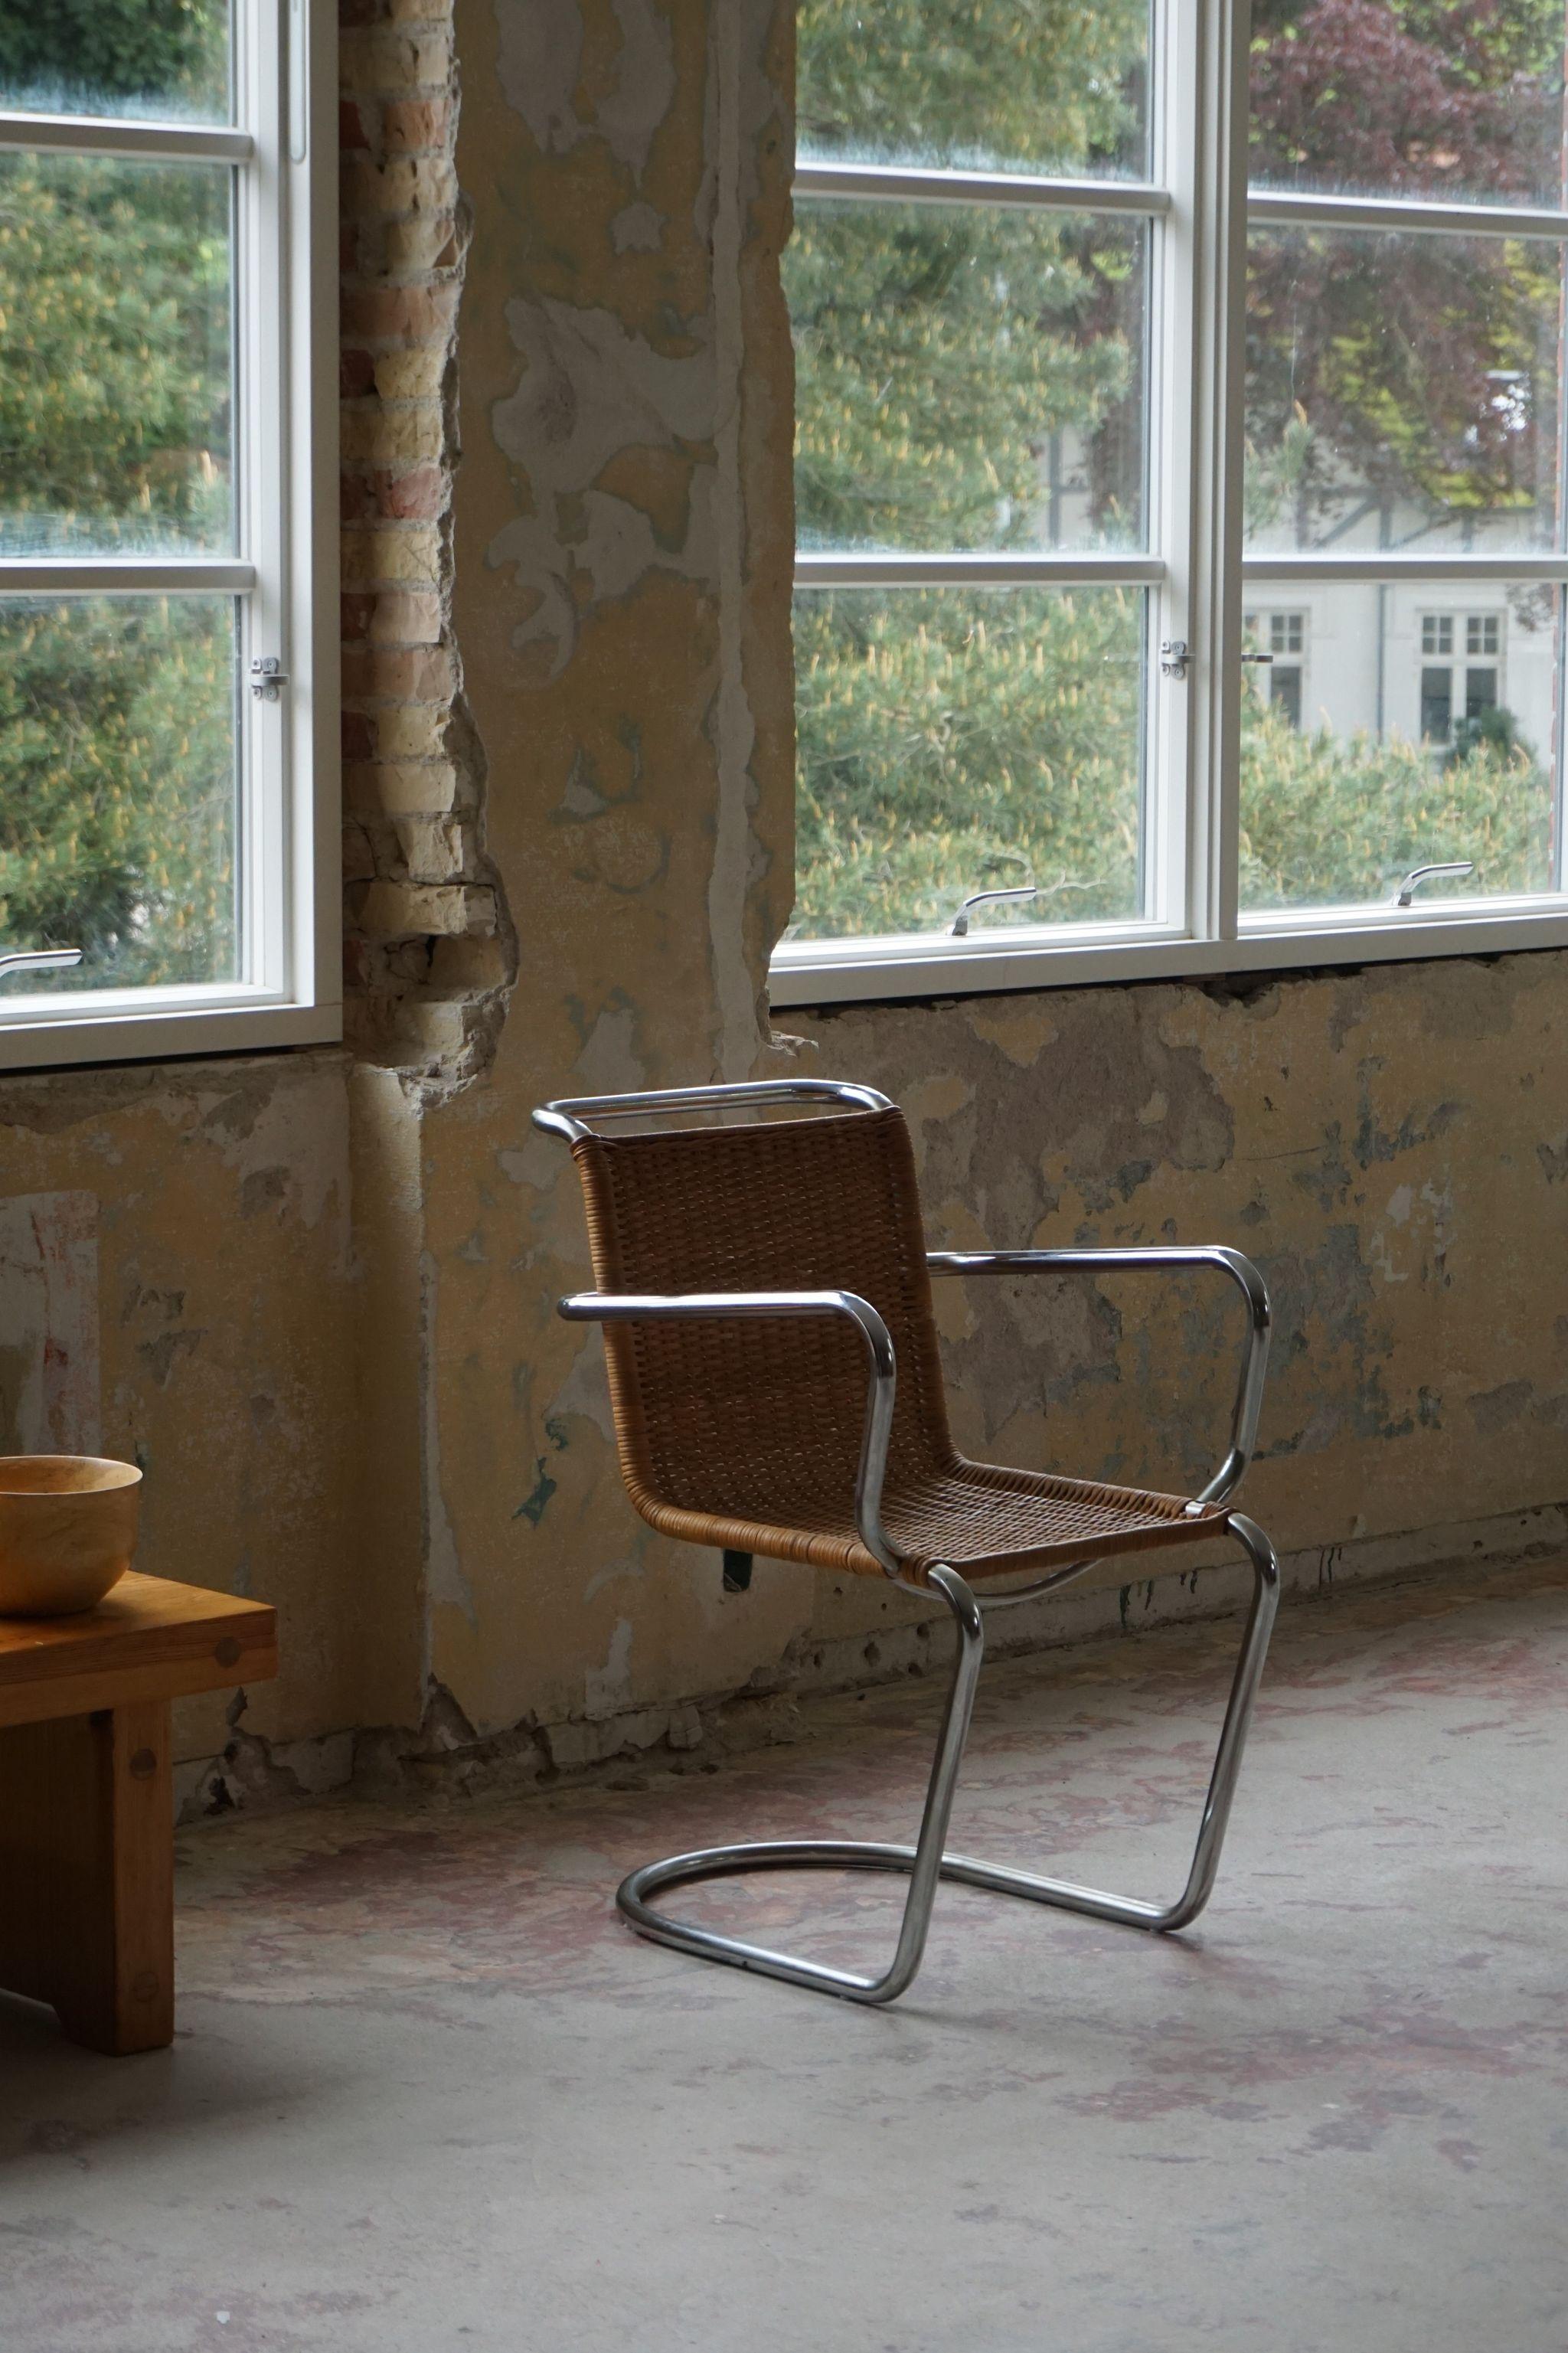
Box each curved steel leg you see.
[616,1519,1280,2001]
[936,1511,1279,1933]
[617,1565,985,2006]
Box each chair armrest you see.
[557,1288,902,1576]
[926,1246,1269,1508]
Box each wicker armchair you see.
[535,1078,1279,2005]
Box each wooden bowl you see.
[0,1456,142,1617]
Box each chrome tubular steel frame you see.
[533,1076,895,1145]
[926,1243,1271,1509]
[535,1078,1282,2005]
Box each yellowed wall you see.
[789,956,1568,1650]
[0,1054,372,1789]
[1,2,1565,1799]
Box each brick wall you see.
[338,0,508,1073]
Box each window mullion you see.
[1241,554,1568,583]
[236,0,289,1001]
[1178,0,1252,947]
[794,159,1171,217]
[1145,0,1197,936]
[793,554,1164,587]
[1246,188,1568,242]
[0,560,256,593]
[0,111,252,163]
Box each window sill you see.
[769,901,1568,1008]
[0,991,343,1074]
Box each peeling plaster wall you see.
[406,0,803,1750]
[0,1055,371,1779]
[2,0,1566,1802]
[781,954,1568,1655]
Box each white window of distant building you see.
[1245,609,1305,729]
[1421,611,1508,747]
[1420,614,1456,743]
[0,1,338,1070]
[1464,613,1504,730]
[777,0,1568,1008]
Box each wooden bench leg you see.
[0,1700,175,2054]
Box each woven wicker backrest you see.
[569,1107,955,1532]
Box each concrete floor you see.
[3,1555,1567,2353]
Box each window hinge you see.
[250,656,289,702]
[1160,639,1189,679]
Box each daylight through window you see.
[776,0,1568,1002]
[0,0,335,1064]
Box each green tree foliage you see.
[0,0,226,122]
[1247,0,1568,532]
[791,206,1142,554]
[790,0,1564,939]
[0,600,237,983]
[1239,693,1551,908]
[795,587,1142,936]
[0,155,230,554]
[797,0,1147,178]
[0,0,234,989]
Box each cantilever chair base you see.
[534,1077,1283,2007]
[617,1516,1279,2005]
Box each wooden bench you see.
[0,1573,277,2054]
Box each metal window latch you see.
[0,947,83,979]
[1240,650,1275,665]
[250,656,289,702]
[1160,639,1189,679]
[950,884,1040,938]
[1392,861,1475,908]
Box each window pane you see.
[0,0,230,125]
[0,154,233,557]
[790,585,1145,940]
[1250,0,1567,211]
[790,203,1146,554]
[0,596,239,989]
[799,0,1150,180]
[1239,581,1559,911]
[1245,230,1563,556]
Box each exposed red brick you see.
[340,347,377,399]
[383,98,450,152]
[367,591,443,645]
[372,466,445,521]
[341,282,457,342]
[339,0,494,1066]
[340,473,379,524]
[343,644,455,701]
[341,711,375,763]
[341,593,377,642]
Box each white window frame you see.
[773,0,1568,1009]
[0,0,339,1070]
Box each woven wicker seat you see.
[570,1104,1223,1582]
[537,1077,1282,2006]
